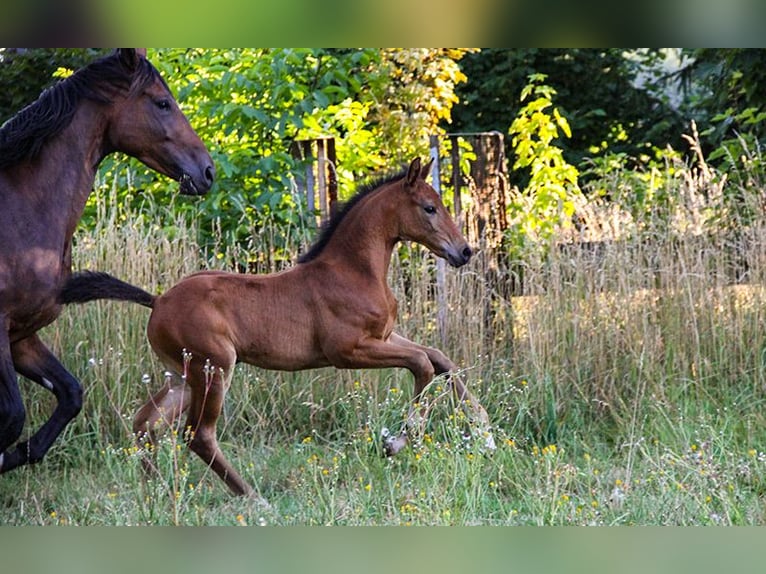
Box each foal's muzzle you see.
[445,244,473,267]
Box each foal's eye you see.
[154,99,171,111]
[423,205,437,215]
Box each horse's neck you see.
[27,104,107,237]
[323,190,399,283]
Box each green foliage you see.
[677,49,766,153]
[453,49,685,170]
[0,48,107,124]
[79,48,470,255]
[506,74,582,252]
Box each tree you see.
[0,49,471,253]
[452,49,685,173]
[676,49,766,152]
[0,49,105,123]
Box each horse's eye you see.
[424,205,436,215]
[155,99,171,111]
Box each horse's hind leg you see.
[1,334,82,472]
[184,365,256,498]
[0,328,25,466]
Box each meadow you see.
[2,161,766,526]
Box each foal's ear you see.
[117,48,146,70]
[420,157,434,181]
[406,158,422,186]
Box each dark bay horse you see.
[0,49,215,475]
[60,157,495,497]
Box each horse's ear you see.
[117,49,145,70]
[406,158,422,186]
[420,157,434,181]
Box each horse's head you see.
[397,157,472,267]
[105,49,215,195]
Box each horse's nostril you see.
[462,246,473,259]
[204,165,215,184]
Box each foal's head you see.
[396,157,472,267]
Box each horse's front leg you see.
[387,332,495,453]
[1,334,83,472]
[0,326,26,467]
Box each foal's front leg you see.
[328,336,436,455]
[387,332,495,452]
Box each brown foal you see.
[60,157,494,497]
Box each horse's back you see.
[147,269,328,372]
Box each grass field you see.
[2,170,766,526]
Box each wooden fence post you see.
[291,137,338,224]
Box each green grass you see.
[3,170,766,525]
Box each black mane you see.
[0,50,163,169]
[298,167,408,263]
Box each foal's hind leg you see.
[133,375,191,476]
[183,363,255,498]
[1,335,83,472]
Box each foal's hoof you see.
[383,432,408,457]
[248,492,273,512]
[483,431,497,452]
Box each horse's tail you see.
[59,271,155,309]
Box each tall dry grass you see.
[6,147,766,524]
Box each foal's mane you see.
[0,50,163,169]
[298,166,408,263]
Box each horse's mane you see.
[0,51,163,169]
[298,167,408,263]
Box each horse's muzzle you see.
[179,164,215,195]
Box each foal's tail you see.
[59,271,155,309]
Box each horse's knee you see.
[58,379,83,419]
[427,348,455,375]
[410,354,435,398]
